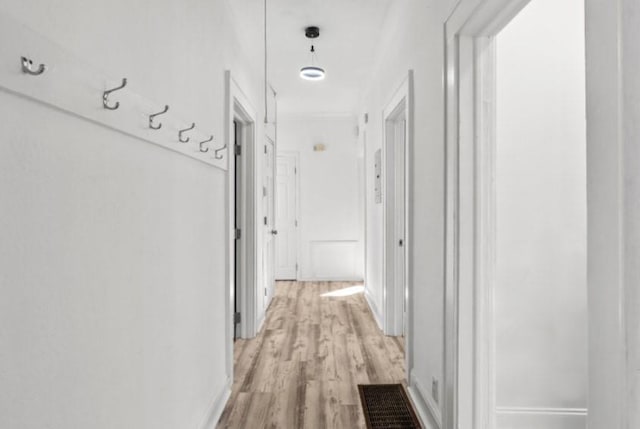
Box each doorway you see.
[231,106,256,341]
[262,136,276,309]
[275,152,299,280]
[384,103,407,337]
[225,72,258,383]
[233,119,242,340]
[444,1,588,427]
[383,73,413,340]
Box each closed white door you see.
[275,153,298,279]
[263,137,276,308]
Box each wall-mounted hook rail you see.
[200,136,213,153]
[103,78,127,110]
[178,123,196,143]
[214,143,227,160]
[149,105,169,130]
[21,56,46,75]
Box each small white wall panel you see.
[310,240,358,279]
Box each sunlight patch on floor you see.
[321,285,365,297]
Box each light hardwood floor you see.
[216,281,406,429]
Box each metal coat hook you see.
[149,105,169,130]
[103,78,127,110]
[214,143,227,160]
[21,56,46,75]
[199,136,213,153]
[178,123,196,143]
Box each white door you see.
[275,153,298,279]
[394,119,407,336]
[263,137,276,308]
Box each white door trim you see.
[584,1,631,427]
[443,1,531,428]
[225,71,258,382]
[382,70,414,371]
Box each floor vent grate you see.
[358,384,422,429]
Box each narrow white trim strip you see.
[496,406,588,416]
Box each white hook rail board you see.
[0,13,228,170]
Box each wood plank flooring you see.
[216,281,405,429]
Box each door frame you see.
[225,71,258,382]
[443,1,533,428]
[382,70,414,369]
[262,134,276,311]
[275,150,300,281]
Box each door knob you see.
[271,230,278,235]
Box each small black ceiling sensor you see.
[305,26,320,39]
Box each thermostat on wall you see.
[313,143,326,152]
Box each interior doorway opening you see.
[225,72,259,386]
[445,1,588,427]
[384,100,407,337]
[378,72,414,392]
[232,106,256,341]
[232,119,245,341]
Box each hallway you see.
[1,0,639,427]
[216,281,405,428]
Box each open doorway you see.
[384,97,407,337]
[383,72,414,345]
[233,119,241,340]
[231,105,256,341]
[262,136,276,308]
[225,72,258,376]
[381,70,413,381]
[444,0,587,427]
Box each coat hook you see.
[200,136,213,153]
[214,143,227,160]
[21,56,46,75]
[103,78,127,110]
[149,105,169,130]
[178,123,196,143]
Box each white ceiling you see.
[226,0,394,116]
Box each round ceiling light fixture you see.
[300,26,325,81]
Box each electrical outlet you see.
[432,377,439,404]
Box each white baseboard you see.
[364,288,383,330]
[408,372,442,429]
[256,311,266,335]
[495,407,587,416]
[495,406,587,429]
[199,380,231,429]
[297,277,364,282]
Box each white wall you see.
[360,0,637,427]
[494,0,587,426]
[0,1,262,427]
[360,0,445,421]
[277,116,364,281]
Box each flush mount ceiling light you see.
[300,26,326,81]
